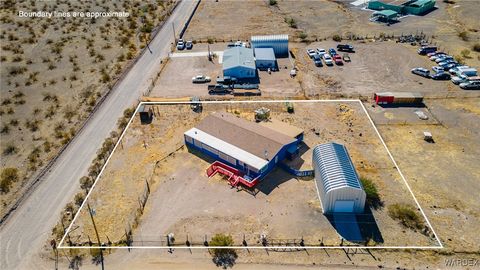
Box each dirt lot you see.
[293,40,464,98]
[0,0,176,216]
[185,0,479,67]
[150,46,301,98]
[183,0,296,42]
[68,101,435,248]
[366,97,480,252]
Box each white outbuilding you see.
[312,143,366,214]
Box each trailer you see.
[233,89,261,96]
[374,92,423,105]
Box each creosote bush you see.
[388,203,424,230]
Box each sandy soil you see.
[367,97,480,252]
[0,0,176,217]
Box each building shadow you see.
[283,142,311,170]
[325,207,384,244]
[255,168,295,196]
[378,103,426,109]
[416,6,438,16]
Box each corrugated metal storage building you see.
[374,92,423,104]
[312,143,366,214]
[251,34,289,58]
[368,0,435,15]
[254,48,277,71]
[184,112,303,182]
[404,0,436,15]
[222,47,256,79]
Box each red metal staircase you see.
[206,161,259,188]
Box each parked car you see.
[316,48,326,56]
[337,44,354,52]
[451,75,480,85]
[432,66,444,73]
[443,62,460,70]
[449,66,470,74]
[208,84,232,94]
[176,39,185,50]
[429,53,447,61]
[439,61,457,69]
[435,56,453,63]
[192,75,211,83]
[333,55,343,65]
[427,51,444,57]
[313,54,323,67]
[306,49,317,58]
[430,72,451,80]
[411,67,430,78]
[418,46,437,55]
[328,48,337,56]
[343,53,351,62]
[323,54,334,66]
[452,67,478,77]
[459,80,480,90]
[216,76,237,85]
[185,41,193,50]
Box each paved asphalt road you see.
[0,1,198,269]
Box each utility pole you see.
[87,203,104,270]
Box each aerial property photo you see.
[63,101,438,249]
[1,0,479,270]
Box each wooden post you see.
[87,203,104,270]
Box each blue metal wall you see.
[185,136,300,181]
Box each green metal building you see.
[368,0,436,15]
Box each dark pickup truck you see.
[208,84,232,95]
[337,44,355,52]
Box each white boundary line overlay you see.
[58,99,443,249]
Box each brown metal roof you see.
[195,112,295,160]
[259,119,304,139]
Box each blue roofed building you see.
[254,48,277,71]
[222,47,256,79]
[312,143,366,214]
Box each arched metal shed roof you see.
[312,143,362,193]
[251,34,289,57]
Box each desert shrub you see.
[284,17,297,28]
[25,119,41,132]
[360,177,383,209]
[207,37,214,44]
[43,140,52,153]
[3,143,18,155]
[454,55,465,65]
[388,203,424,230]
[473,43,480,52]
[80,176,94,191]
[9,119,18,126]
[12,91,24,99]
[209,234,237,268]
[1,167,19,193]
[8,66,27,76]
[0,124,9,134]
[63,105,77,122]
[332,34,342,42]
[298,32,308,41]
[74,193,85,207]
[458,31,469,41]
[460,49,471,59]
[269,0,277,5]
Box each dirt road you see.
[0,1,199,269]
